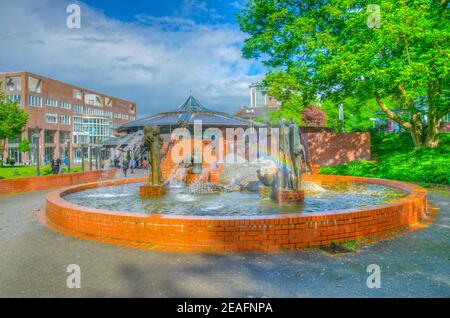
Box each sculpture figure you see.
[277,118,293,190]
[143,125,164,186]
[289,119,305,190]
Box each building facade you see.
[0,72,136,165]
[234,82,280,122]
[249,82,279,109]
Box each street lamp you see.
[246,108,255,130]
[32,127,41,176]
[338,104,345,132]
[89,144,93,171]
[80,143,86,172]
[66,140,71,173]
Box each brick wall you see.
[44,175,428,253]
[0,169,117,195]
[160,132,371,174]
[303,132,371,167]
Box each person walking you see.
[56,158,63,174]
[122,159,129,178]
[129,158,136,174]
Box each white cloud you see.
[0,0,263,117]
[178,0,225,20]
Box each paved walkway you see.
[0,176,448,297]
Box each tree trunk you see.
[374,91,441,149]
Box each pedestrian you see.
[56,158,63,174]
[129,158,136,174]
[50,158,58,175]
[122,159,129,178]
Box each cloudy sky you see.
[0,0,264,117]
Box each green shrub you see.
[320,133,450,185]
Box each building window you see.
[85,93,103,106]
[59,115,71,125]
[28,76,42,93]
[44,130,55,143]
[45,113,57,124]
[122,114,129,120]
[73,89,82,100]
[104,110,113,118]
[6,77,21,92]
[114,113,121,119]
[8,94,21,104]
[45,98,58,107]
[44,147,55,163]
[105,97,113,107]
[60,101,72,109]
[59,131,70,144]
[72,104,83,114]
[73,116,113,144]
[28,95,42,107]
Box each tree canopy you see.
[238,0,449,147]
[0,92,29,156]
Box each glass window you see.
[46,98,58,107]
[6,77,21,92]
[8,95,21,104]
[44,130,55,143]
[59,115,71,125]
[85,93,103,106]
[28,76,42,93]
[60,101,71,109]
[28,95,42,107]
[73,89,82,100]
[255,87,266,108]
[72,104,83,114]
[59,131,70,144]
[105,97,113,107]
[45,113,57,124]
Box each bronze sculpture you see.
[289,119,305,190]
[143,125,164,186]
[277,118,293,190]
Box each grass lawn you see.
[0,165,82,179]
[320,132,450,185]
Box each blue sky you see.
[0,0,263,117]
[82,0,244,24]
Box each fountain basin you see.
[44,175,428,253]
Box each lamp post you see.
[32,127,41,176]
[80,143,85,172]
[246,108,255,130]
[66,140,71,173]
[89,144,93,171]
[338,104,345,132]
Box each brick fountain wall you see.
[0,169,117,195]
[44,175,429,253]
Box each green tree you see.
[0,92,29,162]
[18,138,31,154]
[238,0,449,147]
[321,97,379,132]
